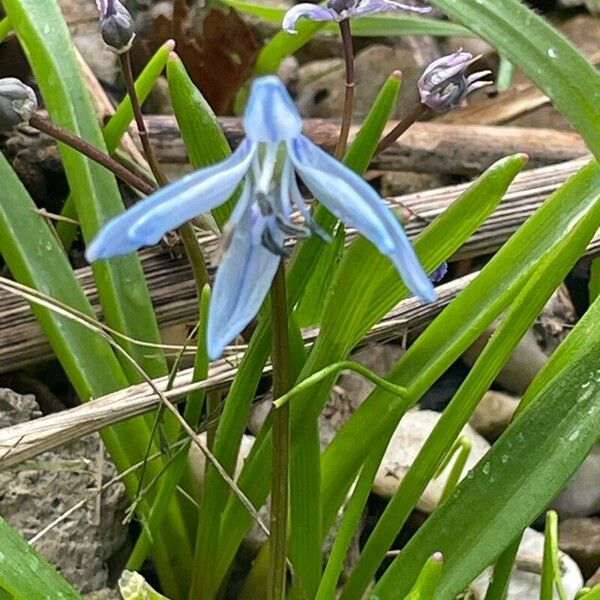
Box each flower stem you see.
[334,18,355,159]
[375,102,428,156]
[28,112,154,195]
[119,51,210,292]
[269,262,292,600]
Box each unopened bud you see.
[0,78,37,130]
[418,50,491,113]
[96,0,135,53]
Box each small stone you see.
[372,410,490,512]
[462,323,547,395]
[535,285,576,356]
[188,432,255,488]
[470,527,583,599]
[84,589,121,600]
[296,45,422,120]
[552,445,600,518]
[558,517,600,579]
[469,390,519,441]
[0,388,128,594]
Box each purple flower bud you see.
[96,0,135,53]
[429,261,447,283]
[418,50,492,113]
[0,78,37,130]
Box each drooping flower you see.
[86,76,435,359]
[0,78,37,131]
[283,0,430,34]
[95,0,135,53]
[418,50,492,113]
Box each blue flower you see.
[86,76,435,359]
[283,0,430,34]
[418,50,492,113]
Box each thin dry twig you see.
[0,277,270,540]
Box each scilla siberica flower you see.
[86,76,435,359]
[283,0,430,34]
[95,0,135,53]
[418,50,492,113]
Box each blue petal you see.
[85,140,256,262]
[282,3,336,33]
[288,135,435,302]
[243,76,303,143]
[207,206,282,359]
[351,0,431,17]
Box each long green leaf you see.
[0,517,82,600]
[342,166,600,599]
[213,154,526,586]
[0,155,191,600]
[373,293,600,599]
[288,70,404,597]
[167,54,234,227]
[57,39,174,248]
[3,0,167,380]
[320,159,600,539]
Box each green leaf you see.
[213,154,526,588]
[0,517,82,600]
[288,69,405,597]
[370,195,600,599]
[167,54,234,227]
[483,535,521,600]
[0,154,128,401]
[540,511,567,600]
[57,39,174,248]
[3,0,167,381]
[373,294,600,599]
[0,17,11,42]
[320,159,600,540]
[589,258,600,303]
[0,154,191,600]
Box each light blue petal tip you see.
[288,134,436,304]
[244,76,303,143]
[206,207,281,360]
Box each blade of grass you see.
[167,54,235,228]
[126,286,211,571]
[3,0,167,381]
[0,17,11,42]
[541,511,567,600]
[369,194,600,599]
[484,535,522,600]
[214,154,526,587]
[57,39,175,248]
[0,517,82,600]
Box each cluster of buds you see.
[0,78,37,131]
[418,50,492,113]
[95,0,135,54]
